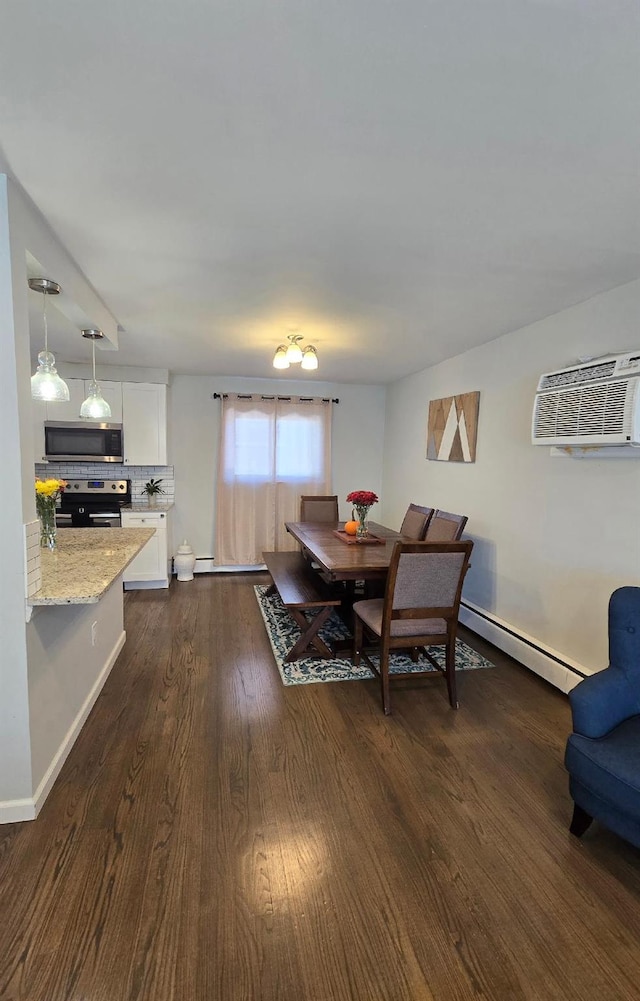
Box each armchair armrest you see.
[569,666,640,738]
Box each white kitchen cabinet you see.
[32,399,48,463]
[122,382,167,465]
[44,378,86,422]
[121,509,171,588]
[91,381,123,422]
[33,379,165,465]
[51,379,122,422]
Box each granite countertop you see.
[29,527,156,606]
[123,501,175,512]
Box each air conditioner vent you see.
[533,381,632,441]
[539,359,617,390]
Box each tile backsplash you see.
[24,519,42,597]
[34,464,175,504]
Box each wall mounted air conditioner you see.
[532,352,640,446]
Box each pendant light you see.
[80,329,112,419]
[29,277,71,402]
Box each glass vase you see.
[354,505,371,539]
[36,495,57,550]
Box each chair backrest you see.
[400,503,434,540]
[384,540,474,628]
[300,495,339,522]
[609,586,640,674]
[424,509,468,542]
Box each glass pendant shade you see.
[301,346,318,370]
[285,334,304,364]
[80,380,111,419]
[80,329,112,419]
[31,351,71,401]
[273,344,290,369]
[29,277,70,402]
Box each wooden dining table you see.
[285,521,402,584]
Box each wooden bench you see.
[262,551,342,662]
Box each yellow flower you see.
[35,478,66,497]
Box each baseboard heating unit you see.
[459,600,588,694]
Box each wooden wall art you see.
[427,391,480,462]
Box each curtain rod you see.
[212,393,339,403]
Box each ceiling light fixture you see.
[29,277,71,402]
[301,345,318,371]
[272,331,319,371]
[80,328,112,419]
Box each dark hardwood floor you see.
[1,574,639,1001]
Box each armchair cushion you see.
[565,716,640,819]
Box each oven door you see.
[88,513,122,528]
[44,422,124,462]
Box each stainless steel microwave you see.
[44,422,124,463]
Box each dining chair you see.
[424,509,468,541]
[352,540,474,715]
[300,495,339,522]
[400,503,434,540]
[298,495,340,579]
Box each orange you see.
[344,520,358,536]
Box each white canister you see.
[174,540,196,581]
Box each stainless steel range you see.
[57,479,131,529]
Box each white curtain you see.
[215,394,333,565]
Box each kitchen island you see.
[18,527,158,823]
[30,527,155,605]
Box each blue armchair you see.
[565,586,640,848]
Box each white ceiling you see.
[2,0,639,384]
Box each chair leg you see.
[352,615,363,666]
[569,803,593,838]
[445,632,459,709]
[381,639,391,715]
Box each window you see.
[216,394,333,564]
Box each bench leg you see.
[285,606,335,662]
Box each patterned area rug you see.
[255,585,493,686]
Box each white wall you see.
[169,375,386,559]
[383,279,640,678]
[0,174,34,811]
[1,172,123,820]
[26,583,125,813]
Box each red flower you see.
[346,490,378,506]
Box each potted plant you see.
[142,478,165,507]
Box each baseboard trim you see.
[0,799,37,824]
[459,600,588,694]
[193,559,266,573]
[0,630,127,825]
